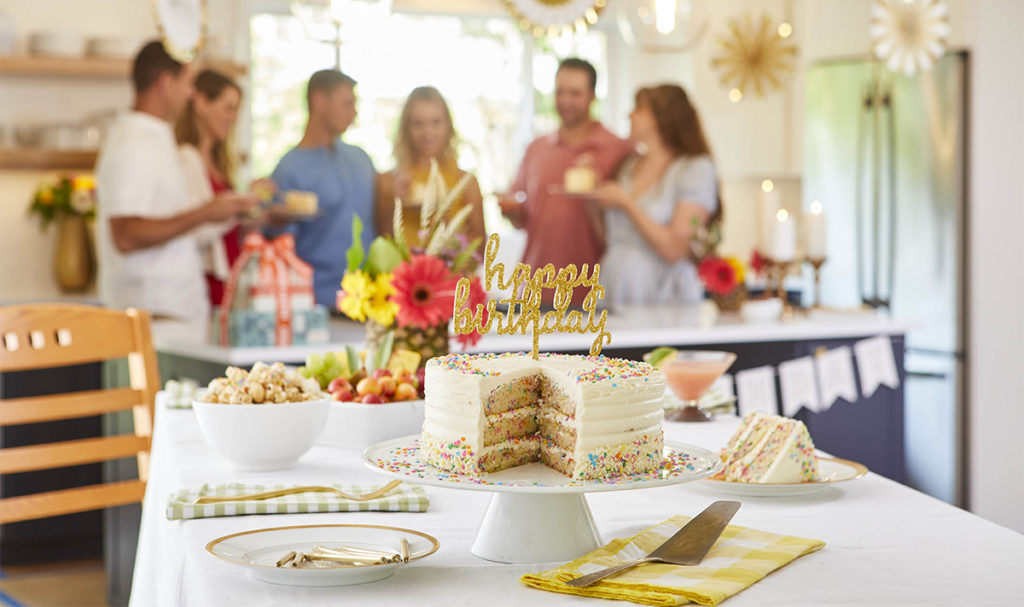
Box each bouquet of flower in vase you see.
[698,254,749,312]
[337,159,488,366]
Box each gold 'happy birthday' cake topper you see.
[454,234,611,359]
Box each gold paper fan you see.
[711,13,796,99]
[502,0,607,38]
[870,0,950,76]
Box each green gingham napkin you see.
[165,482,429,520]
[164,379,201,409]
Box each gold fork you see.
[193,479,403,504]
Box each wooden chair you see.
[0,304,159,524]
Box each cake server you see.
[565,500,741,588]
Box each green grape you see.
[305,353,323,375]
[297,366,312,378]
[322,351,338,368]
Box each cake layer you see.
[483,407,539,447]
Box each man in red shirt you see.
[500,58,634,306]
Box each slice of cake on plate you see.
[420,353,665,480]
[713,412,820,483]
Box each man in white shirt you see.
[96,41,257,342]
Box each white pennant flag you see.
[854,336,901,397]
[735,366,777,416]
[815,346,858,409]
[778,357,821,416]
[711,373,735,399]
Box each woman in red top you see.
[176,69,273,306]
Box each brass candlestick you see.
[807,257,826,309]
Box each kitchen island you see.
[156,306,910,482]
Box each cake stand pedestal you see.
[471,492,601,563]
[363,435,721,564]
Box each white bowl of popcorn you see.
[194,362,329,471]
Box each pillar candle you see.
[804,200,827,260]
[759,180,780,254]
[772,209,797,261]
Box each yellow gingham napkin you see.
[520,515,824,606]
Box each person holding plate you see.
[498,58,633,307]
[375,86,485,252]
[269,69,376,307]
[96,41,258,343]
[588,84,722,306]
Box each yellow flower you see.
[365,273,399,327]
[38,187,54,205]
[725,257,746,284]
[338,270,372,322]
[71,175,95,191]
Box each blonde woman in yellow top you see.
[376,86,485,250]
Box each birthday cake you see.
[712,412,820,483]
[420,352,666,480]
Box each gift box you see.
[215,233,319,346]
[211,306,329,347]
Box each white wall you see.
[965,0,1024,533]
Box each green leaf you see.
[344,345,362,377]
[345,215,365,272]
[365,237,404,275]
[452,237,481,273]
[373,330,395,373]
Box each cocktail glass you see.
[662,351,737,422]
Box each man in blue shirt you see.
[271,69,376,307]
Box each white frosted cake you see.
[421,353,665,480]
[712,412,820,483]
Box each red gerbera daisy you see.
[389,255,459,329]
[698,256,738,296]
[454,275,489,349]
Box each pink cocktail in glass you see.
[662,351,736,422]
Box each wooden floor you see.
[0,560,108,607]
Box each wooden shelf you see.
[0,148,99,171]
[0,55,247,79]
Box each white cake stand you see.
[362,435,721,563]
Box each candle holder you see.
[767,257,799,319]
[807,257,827,309]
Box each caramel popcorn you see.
[202,362,323,404]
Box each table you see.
[129,394,1023,606]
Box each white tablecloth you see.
[130,394,1023,606]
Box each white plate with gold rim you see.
[206,524,439,586]
[700,456,869,497]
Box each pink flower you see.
[454,275,488,349]
[389,255,459,329]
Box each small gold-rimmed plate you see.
[206,524,439,586]
[701,456,869,497]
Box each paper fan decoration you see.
[711,13,796,98]
[870,0,950,76]
[502,0,606,37]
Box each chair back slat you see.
[0,387,145,426]
[0,435,151,474]
[0,305,138,371]
[0,304,157,523]
[0,480,147,525]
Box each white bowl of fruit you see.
[299,347,426,450]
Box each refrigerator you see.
[803,52,968,506]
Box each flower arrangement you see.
[28,174,96,227]
[337,160,487,362]
[698,254,748,312]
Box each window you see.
[249,7,608,231]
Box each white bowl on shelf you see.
[320,399,425,450]
[741,298,783,324]
[86,36,137,59]
[192,398,330,471]
[29,31,86,58]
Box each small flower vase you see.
[711,284,748,313]
[365,320,450,368]
[54,214,94,292]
